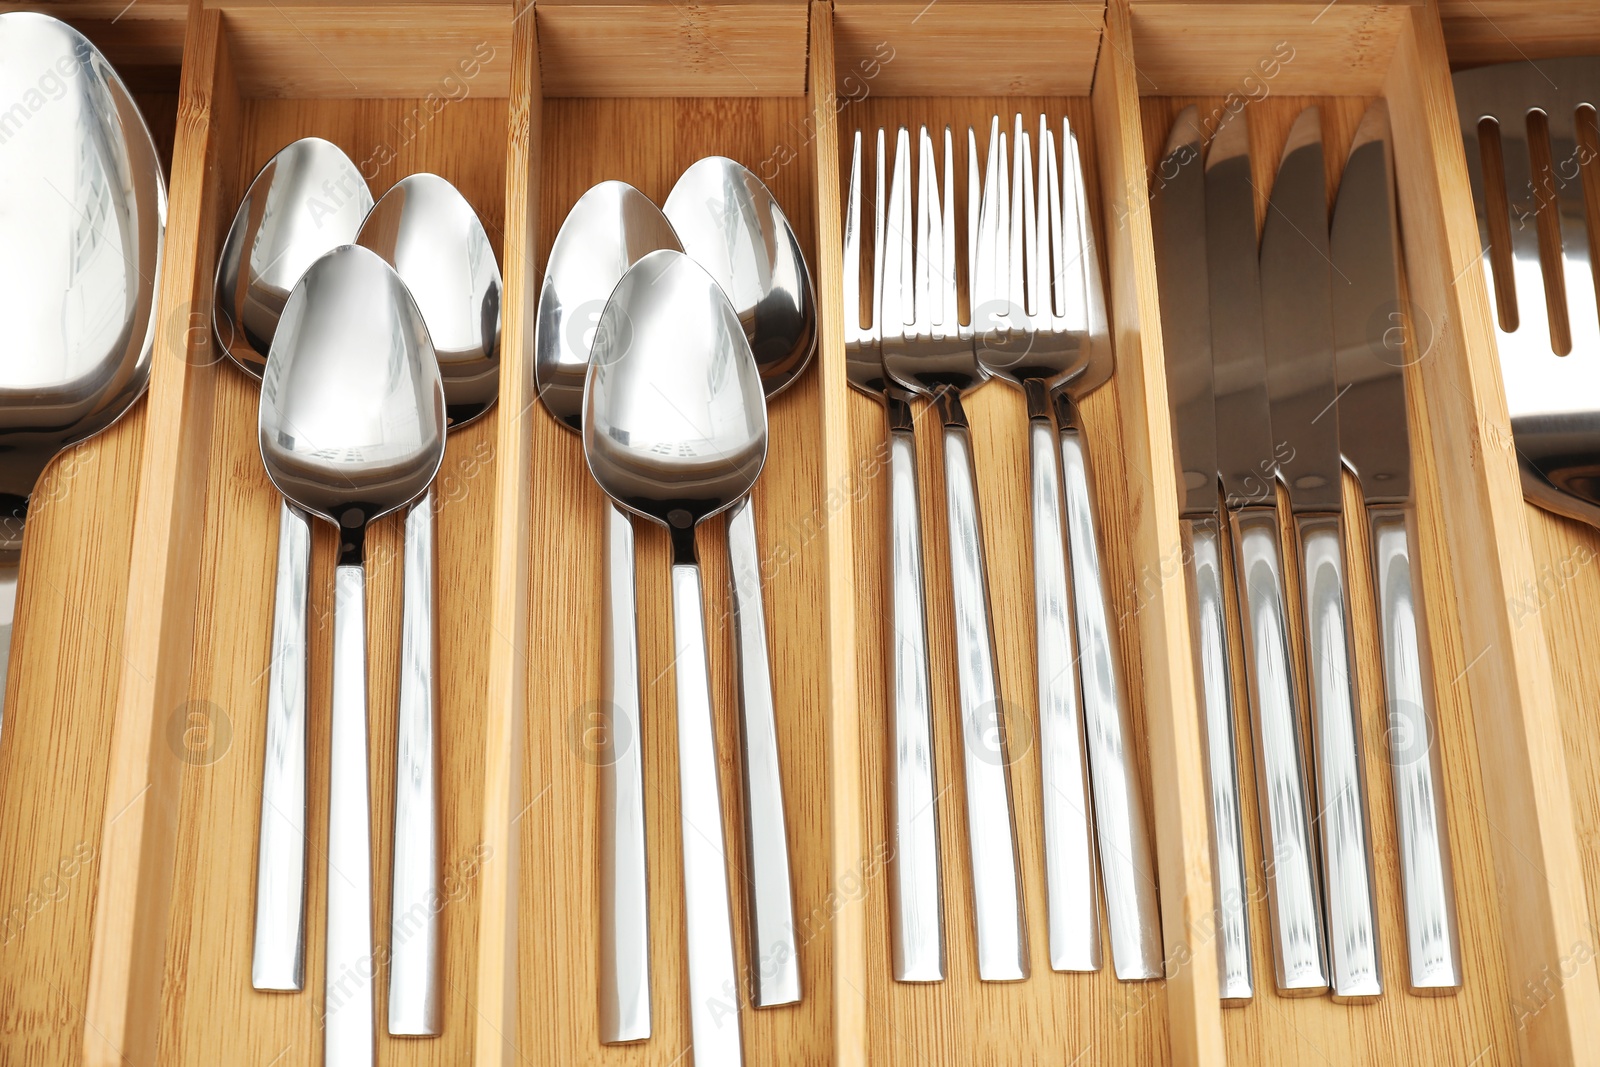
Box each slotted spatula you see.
[1456,57,1600,526]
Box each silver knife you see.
[1149,106,1254,1004]
[1260,106,1382,1002]
[1332,100,1463,993]
[1206,109,1330,995]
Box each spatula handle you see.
[1368,506,1461,993]
[1229,506,1328,995]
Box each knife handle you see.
[1368,506,1462,993]
[1292,513,1382,1001]
[885,411,945,982]
[1028,418,1100,974]
[941,417,1028,981]
[1228,506,1329,994]
[1180,516,1253,1003]
[1057,402,1163,980]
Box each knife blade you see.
[1149,105,1253,1004]
[1260,106,1382,1001]
[1332,99,1463,994]
[1206,108,1330,995]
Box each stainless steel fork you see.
[881,124,1029,981]
[845,129,946,983]
[975,113,1164,981]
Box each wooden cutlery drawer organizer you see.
[4,0,1600,1065]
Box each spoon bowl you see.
[0,11,166,521]
[584,248,763,1064]
[585,250,767,526]
[358,172,500,426]
[216,137,373,379]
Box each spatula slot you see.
[1525,108,1573,356]
[1476,116,1519,335]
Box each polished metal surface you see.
[0,11,165,733]
[882,125,1028,982]
[535,180,678,1042]
[1260,108,1381,1001]
[258,245,446,1067]
[216,138,372,379]
[1455,57,1600,526]
[1206,112,1329,995]
[585,249,763,1064]
[666,156,808,1007]
[1149,107,1252,1002]
[843,130,945,983]
[215,136,369,992]
[972,115,1099,975]
[358,172,501,1035]
[1334,102,1461,993]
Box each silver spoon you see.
[356,171,500,1037]
[214,136,372,993]
[663,156,813,1007]
[534,180,680,1045]
[259,245,445,1067]
[0,11,164,737]
[585,249,764,1065]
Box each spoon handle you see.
[599,501,650,1043]
[1027,418,1100,973]
[1058,404,1165,979]
[253,500,310,991]
[725,496,800,1007]
[0,554,17,747]
[940,418,1028,981]
[326,560,376,1066]
[669,551,744,1064]
[885,415,944,982]
[390,493,440,1034]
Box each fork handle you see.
[1180,516,1253,1002]
[1293,513,1382,1001]
[600,501,651,1042]
[1229,506,1329,995]
[1368,506,1461,993]
[885,408,945,982]
[940,414,1028,981]
[1028,417,1100,973]
[726,496,801,1006]
[1058,400,1163,980]
[253,500,310,991]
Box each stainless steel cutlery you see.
[356,171,503,1036]
[0,8,164,778]
[215,137,372,993]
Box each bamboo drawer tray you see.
[1,2,1598,1066]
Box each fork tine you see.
[844,130,863,338]
[1020,118,1039,321]
[883,126,912,336]
[942,127,957,331]
[1057,118,1089,333]
[1008,115,1024,322]
[874,128,886,342]
[1044,123,1066,323]
[915,126,933,333]
[974,117,1002,332]
[1066,116,1101,336]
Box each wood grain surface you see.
[5,2,1600,1066]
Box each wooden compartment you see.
[3,1,1600,1066]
